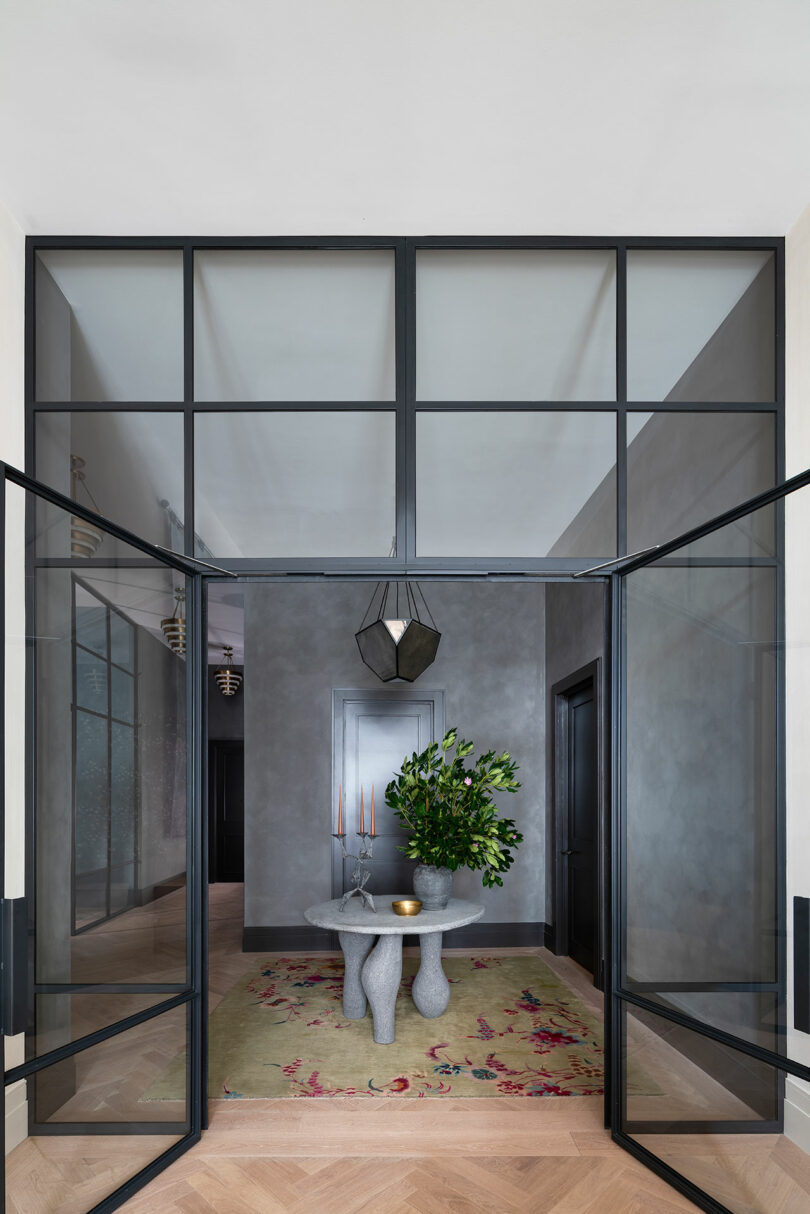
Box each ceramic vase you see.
[413,863,453,910]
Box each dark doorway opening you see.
[209,739,245,882]
[551,660,603,986]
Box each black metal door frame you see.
[0,461,214,1213]
[607,467,810,1214]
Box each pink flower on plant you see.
[464,776,472,786]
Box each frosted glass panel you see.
[194,412,396,557]
[627,411,776,554]
[628,250,775,402]
[416,250,616,400]
[416,412,616,557]
[194,250,395,401]
[35,250,183,401]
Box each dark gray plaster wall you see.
[207,666,244,740]
[544,582,607,925]
[243,581,546,929]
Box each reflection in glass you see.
[34,562,187,983]
[35,249,183,402]
[625,1006,810,1214]
[416,412,617,557]
[34,1003,188,1124]
[35,411,185,553]
[627,250,775,402]
[624,563,777,1000]
[416,249,616,401]
[194,412,397,557]
[626,411,776,554]
[194,249,396,401]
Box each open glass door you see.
[611,470,810,1212]
[2,464,205,1213]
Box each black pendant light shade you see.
[355,582,441,683]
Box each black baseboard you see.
[544,922,554,950]
[243,921,550,953]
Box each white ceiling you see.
[1,0,809,236]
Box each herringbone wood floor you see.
[7,885,810,1212]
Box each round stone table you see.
[304,896,484,1045]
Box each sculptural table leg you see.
[338,931,375,1019]
[413,931,450,1019]
[361,934,403,1044]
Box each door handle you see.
[1,898,27,1035]
[561,849,579,856]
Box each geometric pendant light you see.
[160,586,186,655]
[214,645,243,697]
[355,581,441,683]
[70,454,104,558]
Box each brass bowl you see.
[392,899,422,916]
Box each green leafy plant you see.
[384,728,523,889]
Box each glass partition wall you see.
[17,234,787,1212]
[611,472,810,1214]
[2,465,205,1213]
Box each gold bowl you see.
[392,899,422,916]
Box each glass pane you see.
[110,609,134,670]
[624,563,777,993]
[194,411,397,557]
[627,249,775,402]
[194,249,395,401]
[416,411,616,557]
[35,249,184,401]
[111,666,134,723]
[33,991,177,1056]
[33,563,188,983]
[74,648,107,714]
[624,1003,777,1128]
[111,721,136,867]
[30,1003,188,1124]
[627,411,776,554]
[74,584,107,655]
[416,249,616,401]
[74,710,109,882]
[624,1006,810,1214]
[35,410,185,551]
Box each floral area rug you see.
[147,953,616,1100]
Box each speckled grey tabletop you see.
[303,895,484,935]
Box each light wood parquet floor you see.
[7,884,810,1213]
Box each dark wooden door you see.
[209,740,244,882]
[565,684,597,973]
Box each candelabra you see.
[333,831,377,912]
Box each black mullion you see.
[198,577,209,1130]
[616,243,627,556]
[71,581,79,936]
[625,981,781,993]
[34,1122,189,1138]
[414,400,620,411]
[188,574,203,1136]
[184,242,195,560]
[105,601,113,921]
[404,239,417,561]
[394,240,407,560]
[34,983,188,994]
[6,990,192,1084]
[616,987,810,1085]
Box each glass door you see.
[611,470,810,1212]
[2,464,205,1213]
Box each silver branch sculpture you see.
[333,831,376,912]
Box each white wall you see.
[784,200,810,1150]
[1,1,810,237]
[0,198,28,1151]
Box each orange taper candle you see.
[360,785,365,833]
[337,784,342,835]
[370,785,375,835]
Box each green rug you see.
[148,954,616,1099]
